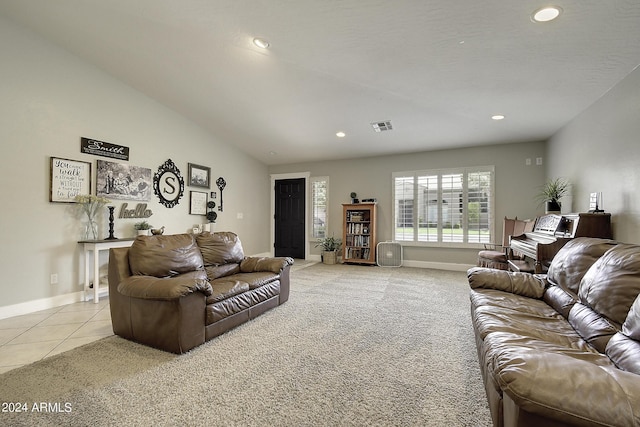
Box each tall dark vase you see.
[545,200,561,214]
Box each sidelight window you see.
[311,177,328,238]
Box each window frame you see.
[392,166,495,248]
[310,176,329,239]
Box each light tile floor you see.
[0,300,113,374]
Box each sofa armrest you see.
[240,256,294,274]
[495,351,640,426]
[117,271,213,300]
[467,267,545,299]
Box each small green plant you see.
[315,235,342,252]
[134,221,151,230]
[535,178,569,205]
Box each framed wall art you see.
[153,159,184,208]
[96,160,152,201]
[50,157,92,203]
[190,191,207,215]
[188,163,211,188]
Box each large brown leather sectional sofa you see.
[468,237,640,427]
[108,232,293,354]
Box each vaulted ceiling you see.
[2,0,640,165]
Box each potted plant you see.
[315,236,342,265]
[536,178,569,213]
[134,220,152,236]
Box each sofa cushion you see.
[606,333,640,375]
[623,293,640,341]
[204,263,241,280]
[578,243,640,326]
[606,294,640,374]
[230,272,279,290]
[471,291,576,346]
[568,303,618,353]
[542,284,577,319]
[546,237,617,297]
[470,289,554,319]
[205,281,280,325]
[207,279,250,304]
[196,231,244,266]
[129,234,204,277]
[492,347,637,426]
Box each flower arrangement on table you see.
[75,194,111,240]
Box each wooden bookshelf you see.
[342,203,377,265]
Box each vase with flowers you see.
[75,194,111,240]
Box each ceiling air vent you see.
[371,120,393,132]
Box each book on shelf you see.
[345,247,370,260]
[347,223,371,235]
[347,211,367,222]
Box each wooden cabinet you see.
[342,203,377,265]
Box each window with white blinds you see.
[392,166,494,246]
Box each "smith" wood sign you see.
[81,137,129,161]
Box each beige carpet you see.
[0,263,491,427]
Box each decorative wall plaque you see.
[49,157,91,203]
[81,137,129,161]
[153,159,184,208]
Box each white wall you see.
[269,140,547,267]
[547,65,640,243]
[0,17,271,313]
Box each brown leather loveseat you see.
[468,237,640,427]
[108,232,293,354]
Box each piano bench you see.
[508,259,534,273]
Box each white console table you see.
[79,238,135,303]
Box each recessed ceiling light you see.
[253,37,270,49]
[269,150,277,156]
[531,6,562,23]
[491,115,505,121]
[336,132,346,138]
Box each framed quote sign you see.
[189,191,207,215]
[50,157,92,203]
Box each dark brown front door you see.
[274,178,305,258]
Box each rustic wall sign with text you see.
[81,137,130,161]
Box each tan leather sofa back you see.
[546,237,617,297]
[196,231,245,279]
[569,243,640,352]
[129,234,203,277]
[606,294,640,374]
[579,243,640,326]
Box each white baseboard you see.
[250,252,272,258]
[306,255,471,271]
[0,291,102,320]
[394,260,474,271]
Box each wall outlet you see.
[525,158,532,166]
[536,157,543,165]
[50,273,58,285]
[237,212,244,219]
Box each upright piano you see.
[509,213,612,273]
